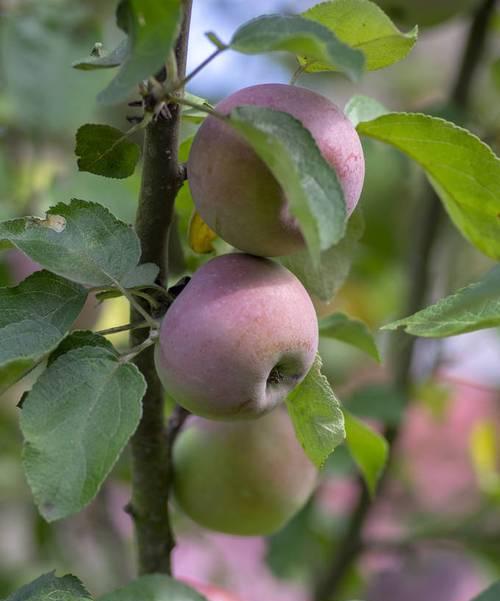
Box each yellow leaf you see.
[188,210,217,254]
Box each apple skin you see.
[376,0,479,27]
[155,253,318,420]
[182,580,244,601]
[188,83,365,257]
[173,408,317,536]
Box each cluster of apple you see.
[154,83,365,536]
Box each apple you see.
[173,408,317,536]
[155,253,318,419]
[187,83,365,257]
[376,0,479,27]
[182,580,244,601]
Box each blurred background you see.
[1,1,500,600]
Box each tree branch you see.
[314,1,497,598]
[128,0,193,576]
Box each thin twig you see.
[314,2,497,598]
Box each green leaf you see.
[75,124,141,179]
[230,14,364,81]
[0,199,145,288]
[344,94,389,127]
[384,266,500,337]
[6,572,92,601]
[21,346,145,521]
[343,410,388,496]
[281,209,364,301]
[471,582,500,601]
[346,384,405,425]
[2,4,112,135]
[120,262,160,288]
[98,575,206,601]
[48,331,118,366]
[320,313,380,362]
[182,92,213,123]
[286,355,345,468]
[0,271,87,393]
[491,58,500,92]
[229,106,347,264]
[98,0,182,104]
[72,39,129,71]
[358,113,500,261]
[301,0,417,72]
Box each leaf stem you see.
[96,321,150,337]
[313,1,497,598]
[120,333,158,363]
[168,47,226,94]
[120,286,158,329]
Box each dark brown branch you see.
[128,0,193,576]
[314,1,497,598]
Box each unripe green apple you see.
[376,0,479,27]
[173,408,317,536]
[188,83,365,257]
[155,253,318,419]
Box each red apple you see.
[155,253,318,419]
[188,83,365,257]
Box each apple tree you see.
[0,1,499,600]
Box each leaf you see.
[75,124,141,179]
[320,313,380,362]
[384,266,500,337]
[301,0,417,72]
[98,0,183,104]
[2,4,111,135]
[491,58,500,92]
[48,331,118,366]
[98,575,206,601]
[5,571,92,601]
[346,384,405,425]
[343,410,388,496]
[188,211,217,254]
[470,420,500,496]
[281,209,364,302]
[357,113,500,261]
[182,92,213,123]
[229,106,347,264]
[471,582,500,601]
[286,355,345,468]
[120,262,160,288]
[230,14,364,81]
[0,199,144,288]
[266,501,327,581]
[21,346,145,521]
[344,94,389,127]
[72,39,129,71]
[0,271,88,393]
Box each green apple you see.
[173,408,317,536]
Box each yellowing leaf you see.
[188,210,217,254]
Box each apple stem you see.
[314,1,498,599]
[128,0,193,577]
